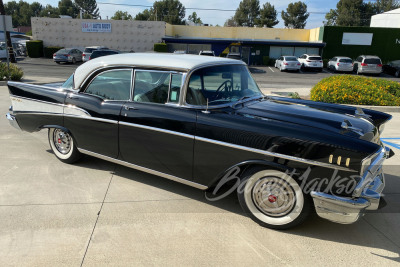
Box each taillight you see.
[297,63,301,65]
[53,53,56,57]
[337,63,340,66]
[377,64,383,67]
[284,62,289,65]
[89,56,91,60]
[361,63,368,66]
[82,53,86,57]
[65,54,70,57]
[320,61,323,63]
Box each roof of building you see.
[163,36,326,47]
[73,52,245,89]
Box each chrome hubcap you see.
[53,129,72,154]
[252,177,296,217]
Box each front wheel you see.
[71,57,76,64]
[238,168,311,229]
[48,128,82,164]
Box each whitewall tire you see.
[48,128,81,164]
[238,168,311,229]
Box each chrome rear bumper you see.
[311,147,390,224]
[6,113,21,130]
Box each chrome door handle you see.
[124,105,137,110]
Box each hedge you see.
[44,46,63,58]
[0,63,24,81]
[26,40,43,58]
[154,43,167,53]
[310,75,400,106]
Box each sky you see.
[5,0,376,29]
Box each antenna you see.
[202,98,210,114]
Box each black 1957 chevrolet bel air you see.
[6,53,394,229]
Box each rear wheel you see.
[72,57,76,64]
[396,70,400,77]
[238,168,311,229]
[48,128,81,164]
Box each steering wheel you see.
[214,80,232,100]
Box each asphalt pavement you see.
[1,58,400,266]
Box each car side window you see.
[133,70,170,104]
[85,69,132,101]
[169,74,183,103]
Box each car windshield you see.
[186,64,262,106]
[62,74,74,89]
[339,59,352,63]
[364,58,381,64]
[285,57,297,61]
[309,56,321,60]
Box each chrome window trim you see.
[82,68,133,102]
[181,63,263,109]
[131,69,185,105]
[78,65,189,90]
[77,148,208,190]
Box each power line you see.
[97,2,400,16]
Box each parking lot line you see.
[268,67,275,73]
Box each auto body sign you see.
[82,22,112,33]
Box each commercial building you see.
[31,17,400,64]
[370,8,400,28]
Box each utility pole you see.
[0,0,16,63]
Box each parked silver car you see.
[353,55,382,75]
[328,57,353,72]
[275,56,301,72]
[298,54,323,71]
[53,48,83,64]
[82,46,108,62]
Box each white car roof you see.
[73,53,245,89]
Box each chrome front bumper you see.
[311,147,389,224]
[6,112,21,130]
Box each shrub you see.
[26,40,43,58]
[310,75,400,106]
[44,46,63,58]
[154,43,167,53]
[0,62,24,81]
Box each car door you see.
[118,69,196,180]
[64,68,132,158]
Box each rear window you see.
[364,58,381,64]
[308,56,322,61]
[285,57,297,61]
[57,49,69,54]
[339,59,353,63]
[84,48,96,53]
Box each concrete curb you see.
[349,105,400,113]
[0,81,7,86]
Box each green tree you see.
[5,1,44,27]
[324,9,337,26]
[135,9,151,20]
[375,0,399,13]
[40,4,60,18]
[111,10,133,20]
[58,0,79,18]
[281,1,309,29]
[257,2,278,27]
[75,0,99,19]
[188,12,202,24]
[134,0,185,25]
[224,16,237,27]
[335,0,363,26]
[234,0,260,27]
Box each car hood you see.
[236,98,378,141]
